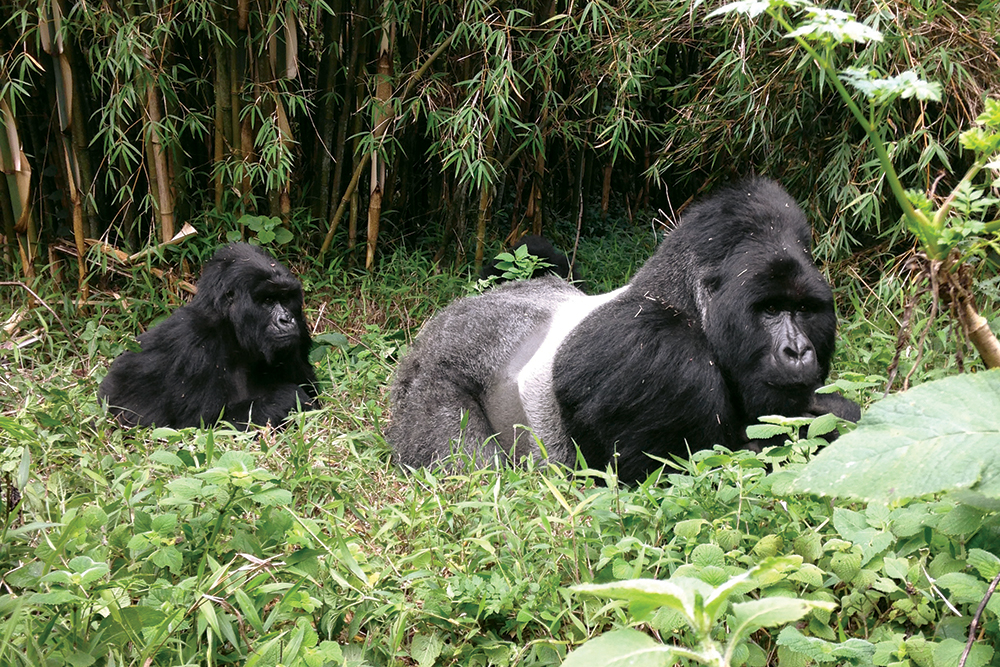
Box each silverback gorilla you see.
[99,243,318,428]
[388,178,859,483]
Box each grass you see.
[0,237,997,666]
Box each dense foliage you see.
[2,0,999,665]
[1,0,998,286]
[2,240,999,666]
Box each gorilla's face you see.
[703,239,836,419]
[232,273,308,364]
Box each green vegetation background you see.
[2,1,1000,666]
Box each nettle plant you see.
[227,214,295,247]
[565,557,865,667]
[472,243,556,292]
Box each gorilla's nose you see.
[782,339,816,368]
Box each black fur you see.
[388,178,858,483]
[480,235,578,282]
[99,243,318,428]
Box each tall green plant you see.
[710,0,1000,368]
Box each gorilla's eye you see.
[761,304,781,316]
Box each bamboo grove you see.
[0,0,998,292]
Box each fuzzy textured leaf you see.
[791,371,1000,501]
[562,629,674,667]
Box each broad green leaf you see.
[935,572,985,604]
[27,590,83,604]
[791,371,1000,501]
[933,638,993,667]
[746,423,789,440]
[968,549,1000,580]
[150,450,185,467]
[690,543,726,568]
[730,597,836,639]
[411,632,445,667]
[807,413,840,439]
[777,626,876,663]
[674,519,706,539]
[572,577,708,622]
[97,606,167,647]
[562,629,674,667]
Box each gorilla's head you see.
[637,178,836,420]
[195,244,310,364]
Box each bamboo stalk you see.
[366,22,394,270]
[474,128,496,273]
[145,84,175,242]
[312,0,342,221]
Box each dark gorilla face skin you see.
[388,178,859,483]
[99,243,318,429]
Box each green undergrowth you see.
[1,245,998,666]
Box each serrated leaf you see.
[807,412,840,438]
[251,487,293,507]
[562,629,674,667]
[777,626,876,663]
[791,371,1000,501]
[937,504,985,535]
[788,563,825,587]
[149,450,185,467]
[883,557,910,580]
[731,598,836,638]
[411,632,444,667]
[691,543,726,568]
[968,549,1000,580]
[935,572,985,604]
[674,519,706,539]
[933,638,993,667]
[747,423,789,440]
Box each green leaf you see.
[747,423,790,440]
[251,487,293,507]
[776,626,876,663]
[411,632,445,667]
[933,638,993,667]
[937,504,984,535]
[968,549,1000,580]
[97,606,167,647]
[731,597,836,638]
[674,519,706,539]
[27,590,83,604]
[151,546,183,573]
[572,577,709,623]
[150,450,185,467]
[807,413,840,439]
[935,572,985,604]
[562,629,674,667]
[690,543,726,568]
[791,371,1000,501]
[273,227,294,245]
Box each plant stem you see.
[769,9,941,257]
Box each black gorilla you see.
[99,243,318,428]
[388,178,859,483]
[480,235,578,283]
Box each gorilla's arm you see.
[808,391,862,422]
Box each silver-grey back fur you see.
[388,276,623,468]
